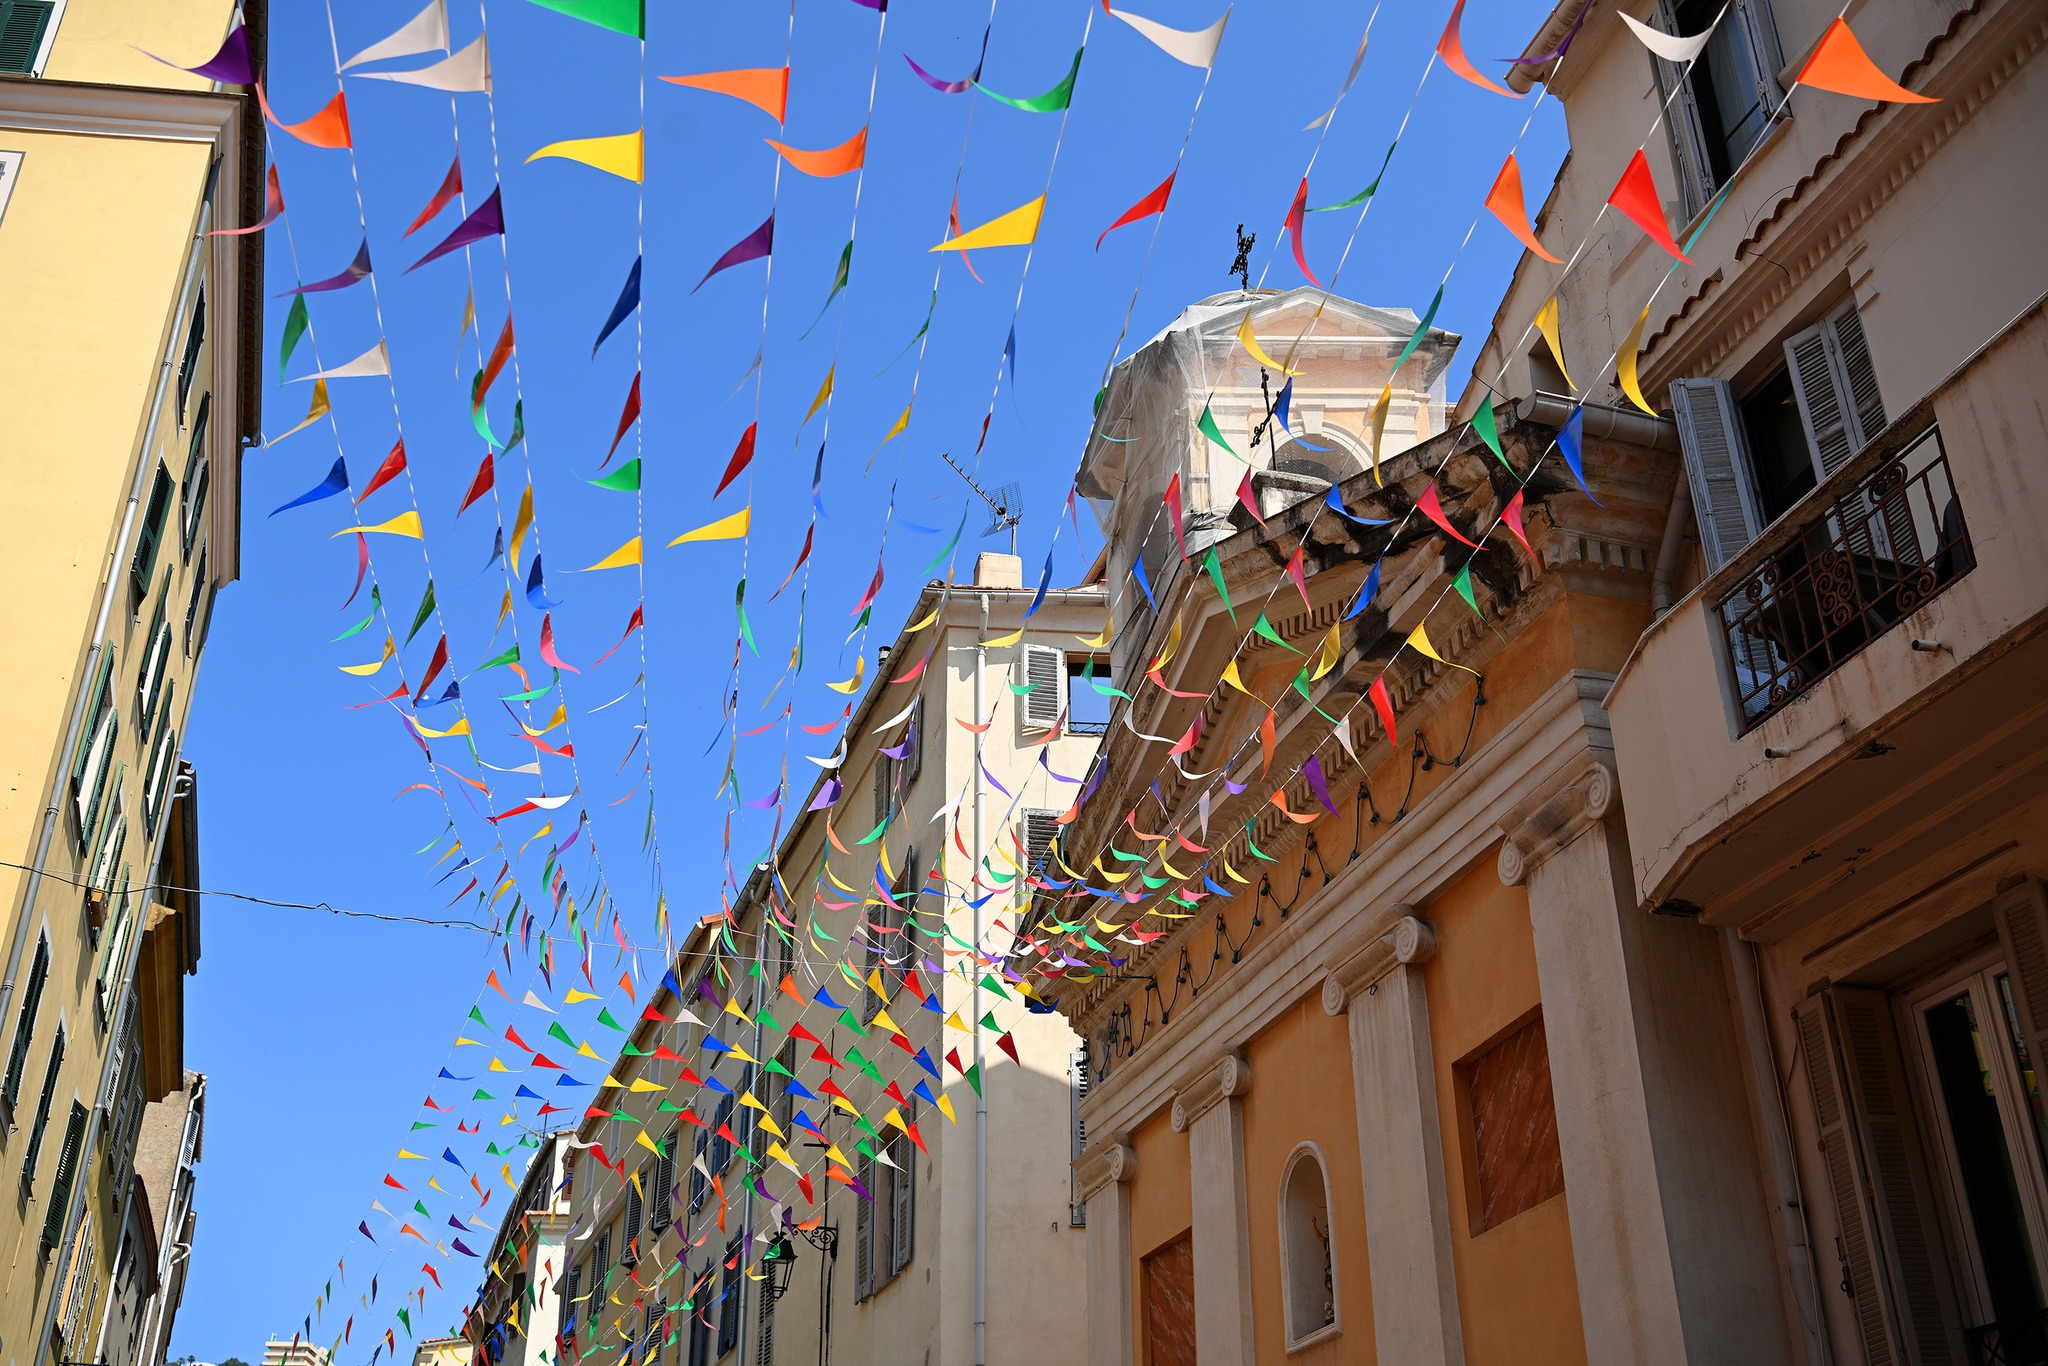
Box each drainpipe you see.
[1722,929,1832,1366]
[27,191,214,1366]
[972,592,989,1366]
[1651,478,1694,614]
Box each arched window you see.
[1279,1143,1340,1348]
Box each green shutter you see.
[20,1024,64,1184]
[2,936,48,1107]
[132,464,173,597]
[71,650,114,784]
[42,1101,87,1249]
[0,0,54,74]
[176,290,206,420]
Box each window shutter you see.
[42,1097,85,1246]
[624,1185,643,1262]
[1786,300,1904,558]
[1071,1050,1090,1225]
[133,464,174,598]
[1021,810,1060,881]
[0,0,54,74]
[1022,645,1067,730]
[23,1024,64,1183]
[1647,0,1713,219]
[177,290,206,420]
[182,394,212,555]
[3,934,49,1107]
[854,1156,873,1299]
[755,1287,775,1366]
[906,693,926,784]
[690,1130,708,1212]
[1994,882,2048,1074]
[651,1133,676,1229]
[1669,378,1766,571]
[1796,991,1958,1366]
[892,1136,915,1275]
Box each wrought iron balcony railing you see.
[1967,1305,2048,1365]
[1715,424,1973,729]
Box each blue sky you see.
[171,0,1564,1354]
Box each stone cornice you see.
[1321,909,1435,1015]
[1168,1051,1251,1133]
[1497,758,1618,887]
[0,74,242,142]
[1073,1138,1138,1204]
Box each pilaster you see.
[1075,1139,1138,1366]
[1170,1051,1255,1366]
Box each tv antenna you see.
[939,450,1021,554]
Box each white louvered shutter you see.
[1648,0,1713,218]
[906,693,925,784]
[1796,991,1958,1366]
[1995,882,2048,1072]
[1670,378,1766,572]
[1021,644,1067,730]
[1785,299,1903,558]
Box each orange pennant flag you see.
[258,83,352,148]
[1794,18,1938,104]
[1483,153,1561,263]
[661,66,790,123]
[1437,0,1516,97]
[766,126,867,178]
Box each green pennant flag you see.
[472,1088,496,1100]
[474,643,520,674]
[1197,399,1240,461]
[837,1008,870,1038]
[1252,611,1300,653]
[763,1056,794,1078]
[280,293,310,383]
[469,1006,490,1028]
[590,459,640,492]
[596,1008,626,1032]
[963,1061,983,1097]
[754,1007,783,1034]
[979,973,1012,1001]
[619,1041,651,1058]
[1203,546,1236,624]
[1472,395,1511,471]
[979,47,1083,112]
[880,290,937,375]
[406,579,437,646]
[504,401,526,456]
[1247,822,1277,861]
[736,578,757,655]
[547,1021,577,1049]
[501,670,557,702]
[1453,563,1483,618]
[979,1012,1001,1031]
[410,1120,437,1131]
[526,0,644,38]
[1392,285,1446,374]
[802,241,853,340]
[334,585,381,641]
[1308,140,1398,212]
[470,371,502,448]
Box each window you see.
[1785,298,1890,535]
[132,462,174,601]
[1067,656,1114,735]
[1649,0,1783,216]
[57,1206,96,1348]
[689,1129,709,1213]
[650,1131,677,1230]
[138,581,172,728]
[854,1126,917,1300]
[103,991,140,1175]
[717,1235,742,1356]
[623,1183,644,1265]
[561,1266,582,1344]
[0,1,55,75]
[1458,1013,1566,1232]
[1070,1050,1089,1226]
[1280,1145,1339,1347]
[1020,809,1061,884]
[591,1229,611,1302]
[177,289,205,423]
[3,933,50,1110]
[184,547,211,656]
[22,1020,66,1188]
[684,1261,713,1366]
[710,1090,734,1173]
[0,151,22,225]
[181,392,211,556]
[143,725,177,838]
[1021,644,1068,731]
[72,650,117,849]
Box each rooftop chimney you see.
[974,552,1023,589]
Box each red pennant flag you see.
[357,439,407,505]
[1369,673,1396,744]
[342,532,370,608]
[212,162,284,236]
[1235,470,1265,527]
[592,605,645,666]
[406,155,464,237]
[477,313,516,410]
[995,1032,1021,1066]
[1096,169,1176,250]
[1606,149,1690,262]
[384,1174,407,1190]
[1415,482,1482,548]
[457,451,494,517]
[604,372,642,468]
[413,635,451,703]
[1284,543,1311,608]
[947,190,984,282]
[422,1264,442,1290]
[1164,473,1187,560]
[1284,177,1320,285]
[505,1026,533,1053]
[714,423,757,497]
[1502,489,1536,559]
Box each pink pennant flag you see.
[1416,482,1481,548]
[1284,177,1320,285]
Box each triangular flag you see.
[1484,153,1560,262]
[1606,150,1690,262]
[1437,0,1516,97]
[660,66,788,122]
[1107,8,1228,68]
[356,33,490,93]
[269,379,330,444]
[526,130,643,182]
[1793,18,1938,104]
[765,126,866,178]
[525,0,644,39]
[342,0,448,68]
[931,196,1044,253]
[1096,169,1175,251]
[292,339,390,383]
[669,509,750,546]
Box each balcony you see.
[1605,299,2048,932]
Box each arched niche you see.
[1279,1141,1341,1351]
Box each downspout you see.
[1722,929,1831,1366]
[1651,478,1694,613]
[29,186,215,1366]
[972,593,989,1366]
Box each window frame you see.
[21,1017,66,1191]
[132,461,174,605]
[0,0,62,78]
[2,932,51,1111]
[1648,0,1785,220]
[1278,1141,1343,1350]
[180,391,211,558]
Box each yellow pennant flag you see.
[1311,622,1342,680]
[522,705,568,736]
[582,536,642,571]
[944,1011,972,1034]
[270,379,331,444]
[879,400,911,445]
[414,717,471,738]
[628,1077,665,1093]
[1404,621,1480,674]
[1237,310,1302,375]
[803,365,834,424]
[981,627,1023,648]
[904,603,941,633]
[494,589,514,631]
[635,1129,664,1157]
[932,1090,957,1124]
[565,988,601,1003]
[1221,658,1256,698]
[826,653,866,694]
[1076,620,1113,648]
[1616,300,1656,416]
[669,507,750,545]
[931,194,1044,252]
[1535,293,1575,390]
[871,1006,903,1036]
[511,485,536,561]
[1368,384,1393,483]
[526,130,644,182]
[332,510,423,539]
[488,1058,511,1073]
[340,635,395,676]
[576,1041,604,1060]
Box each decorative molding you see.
[1073,1138,1138,1204]
[1169,1051,1251,1134]
[1497,759,1617,886]
[0,76,241,143]
[1321,909,1434,1016]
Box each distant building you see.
[260,1340,332,1366]
[0,0,260,1361]
[410,1335,474,1366]
[461,1133,572,1366]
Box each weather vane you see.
[1230,224,1255,292]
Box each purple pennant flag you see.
[880,741,911,760]
[1505,0,1590,67]
[807,777,842,811]
[277,239,371,296]
[453,1238,478,1257]
[904,52,975,93]
[408,187,504,273]
[1303,755,1340,817]
[746,782,782,810]
[694,212,774,293]
[358,1221,377,1243]
[148,23,257,84]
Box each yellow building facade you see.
[0,0,259,1360]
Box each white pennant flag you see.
[1306,31,1368,129]
[356,33,491,93]
[341,0,449,69]
[1108,6,1230,69]
[520,989,554,1013]
[1618,12,1715,64]
[292,339,389,382]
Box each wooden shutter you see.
[1022,644,1067,730]
[1071,1050,1090,1225]
[1796,990,1958,1366]
[892,1133,916,1274]
[906,694,925,784]
[1670,378,1767,571]
[854,1155,873,1299]
[1648,0,1713,218]
[755,1287,775,1366]
[183,394,212,555]
[177,290,206,419]
[43,1099,86,1247]
[133,464,174,597]
[624,1184,643,1262]
[3,934,49,1106]
[1785,299,1898,554]
[651,1132,676,1229]
[0,0,53,74]
[1021,810,1060,880]
[1994,882,2048,1070]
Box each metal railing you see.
[1716,426,1972,729]
[1967,1306,2048,1365]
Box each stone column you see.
[1323,911,1466,1366]
[1074,1138,1138,1366]
[1500,759,1788,1366]
[1170,1052,1255,1366]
